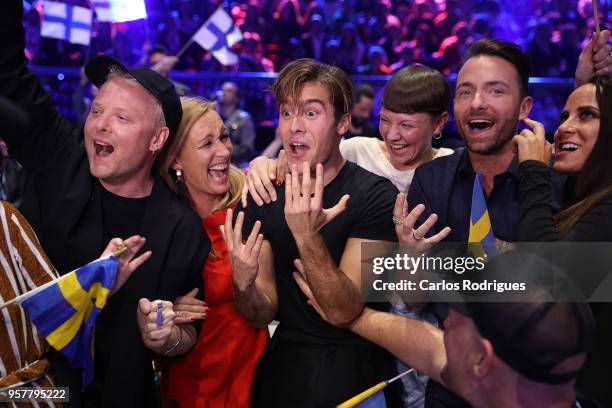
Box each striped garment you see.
[0,201,60,407]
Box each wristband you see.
[162,327,183,355]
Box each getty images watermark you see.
[360,242,612,303]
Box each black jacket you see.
[0,3,209,406]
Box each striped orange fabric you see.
[0,201,61,407]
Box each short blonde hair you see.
[106,68,166,129]
[159,97,244,213]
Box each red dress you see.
[161,207,268,407]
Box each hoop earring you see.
[175,169,183,183]
[433,131,442,140]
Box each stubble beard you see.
[460,110,520,156]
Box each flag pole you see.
[0,246,127,310]
[175,37,195,60]
[336,368,414,408]
[593,0,600,35]
[0,271,74,310]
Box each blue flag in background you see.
[22,257,118,387]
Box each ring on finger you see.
[392,216,403,225]
[412,229,424,240]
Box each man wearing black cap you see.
[297,250,596,408]
[0,3,209,407]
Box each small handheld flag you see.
[41,1,93,46]
[20,257,119,387]
[336,369,414,408]
[91,0,147,23]
[188,6,243,65]
[468,173,496,258]
[155,300,163,327]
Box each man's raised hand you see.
[284,162,349,240]
[101,235,151,295]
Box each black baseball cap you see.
[449,250,596,385]
[84,55,182,142]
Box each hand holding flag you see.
[100,235,151,294]
[10,235,151,387]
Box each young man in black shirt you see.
[224,59,402,407]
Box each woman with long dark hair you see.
[514,77,612,407]
[515,78,612,240]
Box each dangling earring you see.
[175,169,183,183]
[433,131,442,140]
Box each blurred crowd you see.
[24,0,608,76]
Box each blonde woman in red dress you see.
[158,97,268,407]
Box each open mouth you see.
[208,162,229,181]
[389,143,409,152]
[290,142,309,155]
[94,140,114,157]
[558,142,579,152]
[467,119,494,131]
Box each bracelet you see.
[162,327,183,355]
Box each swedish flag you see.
[21,257,119,387]
[468,173,496,258]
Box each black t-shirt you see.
[94,184,149,383]
[239,161,398,343]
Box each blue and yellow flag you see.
[21,257,119,387]
[468,173,496,258]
